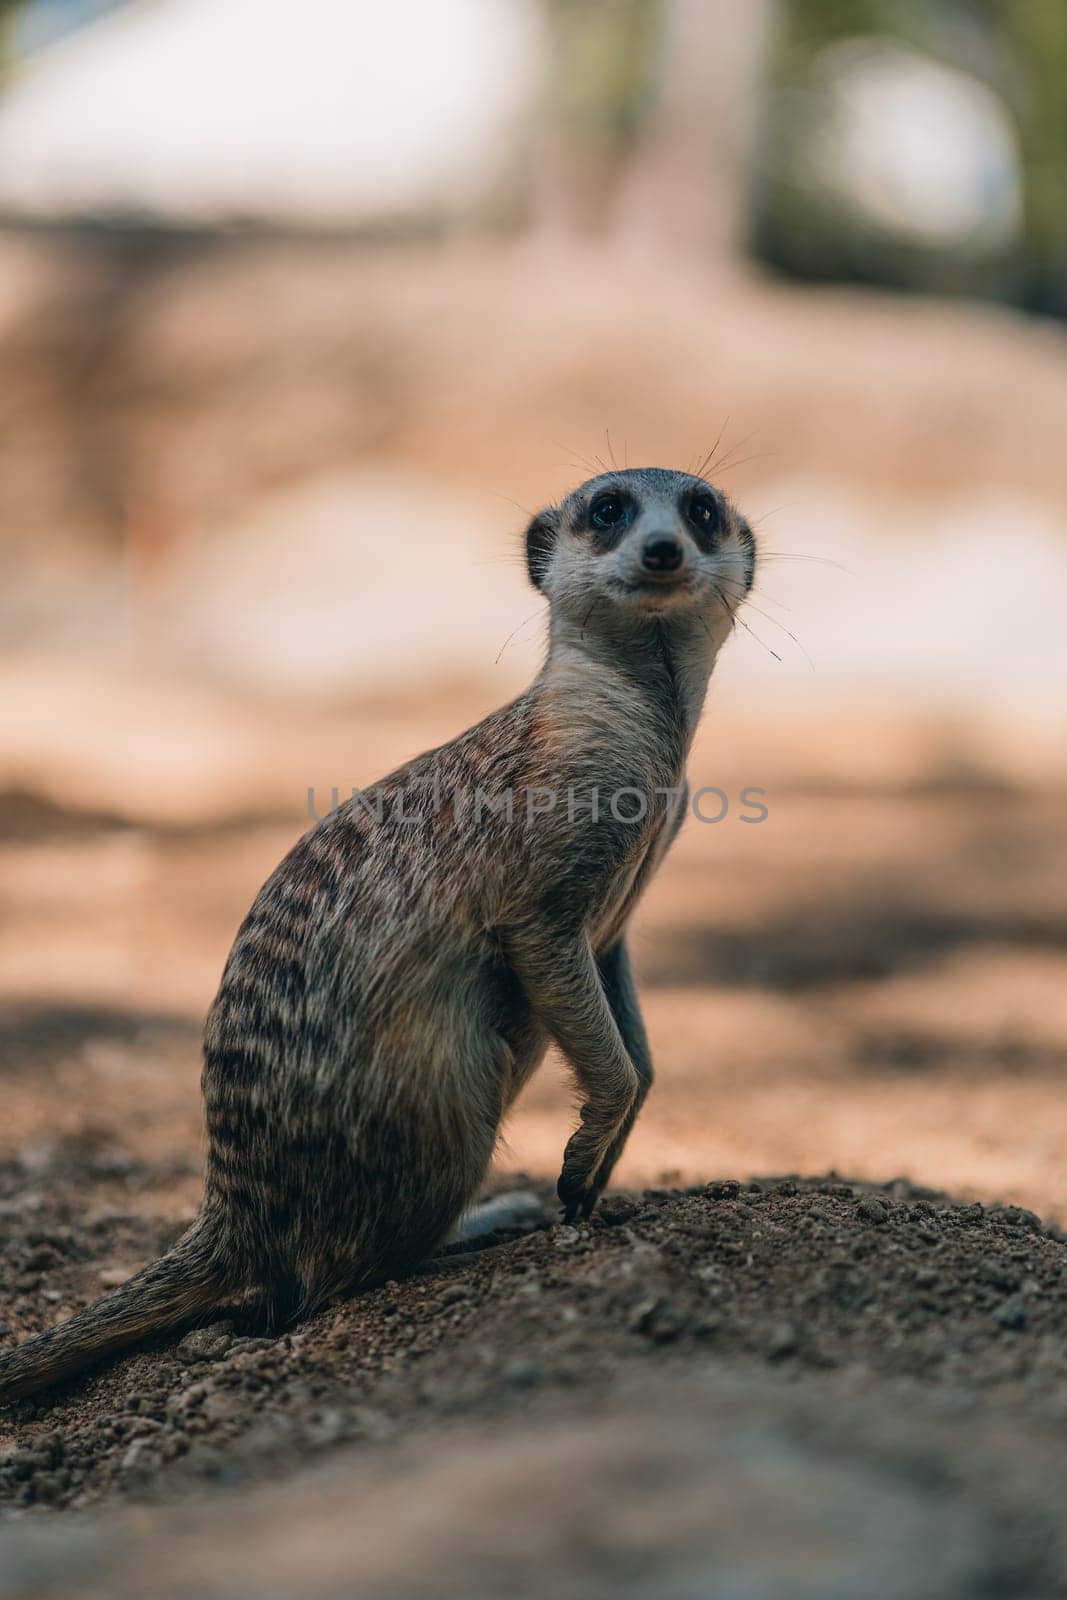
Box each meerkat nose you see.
[641,535,684,573]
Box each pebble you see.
[856,1197,889,1226]
[176,1323,235,1362]
[305,1408,354,1446]
[598,1194,639,1225]
[437,1282,471,1308]
[993,1207,1042,1233]
[767,1321,801,1360]
[994,1295,1028,1330]
[630,1297,687,1342]
[202,1390,244,1424]
[121,1439,161,1474]
[502,1358,543,1389]
[171,1382,211,1414]
[704,1180,741,1201]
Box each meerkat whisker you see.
[712,450,774,477]
[735,615,783,662]
[494,607,548,665]
[756,551,853,573]
[714,577,814,667]
[707,425,761,477]
[694,414,730,481]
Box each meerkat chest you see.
[535,664,689,940]
[587,784,675,948]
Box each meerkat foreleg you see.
[506,926,640,1221]
[585,939,654,1195]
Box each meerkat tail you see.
[0,1212,232,1404]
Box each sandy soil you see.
[3,707,1065,1219]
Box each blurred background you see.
[0,0,1064,1221]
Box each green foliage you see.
[545,0,663,144]
[777,0,926,56]
[0,0,25,77]
[995,0,1067,310]
[759,0,1067,315]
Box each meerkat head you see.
[525,468,756,632]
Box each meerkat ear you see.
[524,508,559,593]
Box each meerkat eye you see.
[685,491,722,545]
[589,493,630,531]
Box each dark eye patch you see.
[683,489,724,552]
[587,490,634,550]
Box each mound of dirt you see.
[2,1165,1066,1577]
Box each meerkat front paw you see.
[557,1171,599,1223]
[557,1131,612,1222]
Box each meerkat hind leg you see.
[446,1190,547,1245]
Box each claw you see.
[557,1170,590,1225]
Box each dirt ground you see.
[1,740,1066,1597]
[1,1164,1066,1597]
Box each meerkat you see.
[0,467,756,1402]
